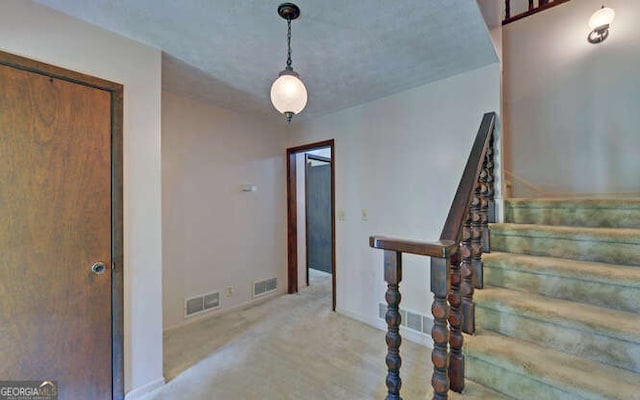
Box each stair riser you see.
[505,206,640,229]
[484,266,640,314]
[491,233,640,266]
[466,356,597,400]
[476,307,640,373]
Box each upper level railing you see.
[503,0,571,25]
[369,112,496,400]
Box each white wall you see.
[162,91,287,330]
[0,1,163,397]
[503,0,640,196]
[289,64,501,343]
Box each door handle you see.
[91,262,106,275]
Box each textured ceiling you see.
[35,0,497,121]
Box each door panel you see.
[306,158,332,274]
[0,64,112,399]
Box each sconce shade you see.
[270,70,308,116]
[589,7,615,30]
[588,6,615,44]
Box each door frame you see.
[0,51,125,399]
[304,153,332,286]
[286,140,336,310]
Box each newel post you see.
[430,257,451,400]
[384,250,403,400]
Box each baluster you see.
[528,0,534,11]
[384,250,403,400]
[461,215,475,335]
[539,0,550,6]
[447,253,464,393]
[480,158,490,254]
[486,134,496,224]
[505,0,511,20]
[431,257,451,400]
[471,183,484,290]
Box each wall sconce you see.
[588,5,615,44]
[270,3,308,123]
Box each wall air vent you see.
[204,292,220,310]
[378,302,431,336]
[406,311,422,331]
[184,290,221,318]
[253,277,277,298]
[422,315,434,335]
[185,296,204,317]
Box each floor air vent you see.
[253,277,277,298]
[185,291,220,318]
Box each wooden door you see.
[0,53,123,399]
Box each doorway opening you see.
[287,140,336,310]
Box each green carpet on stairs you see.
[465,198,640,400]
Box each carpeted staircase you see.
[464,198,640,399]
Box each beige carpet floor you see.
[141,270,500,399]
[141,270,433,399]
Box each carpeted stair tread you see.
[507,198,640,208]
[465,331,640,400]
[491,223,640,244]
[490,223,640,266]
[484,252,640,288]
[449,379,514,400]
[482,251,640,289]
[475,287,640,346]
[505,198,640,229]
[483,252,640,313]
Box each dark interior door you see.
[0,62,113,399]
[306,154,332,274]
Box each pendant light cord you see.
[286,18,293,70]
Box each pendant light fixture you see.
[588,5,615,44]
[270,3,307,123]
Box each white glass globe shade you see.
[270,73,308,115]
[589,7,615,30]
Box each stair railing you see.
[369,112,496,400]
[503,0,571,25]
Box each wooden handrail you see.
[369,112,497,400]
[369,237,457,258]
[440,113,496,243]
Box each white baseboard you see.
[335,307,432,348]
[125,377,165,400]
